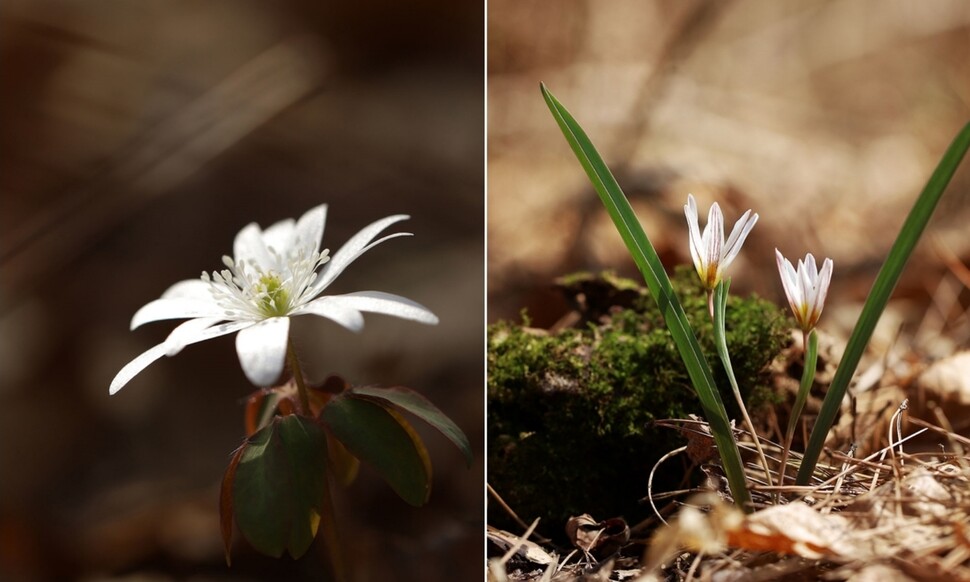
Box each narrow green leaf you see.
[350,385,474,467]
[796,122,970,485]
[233,415,328,559]
[541,83,751,509]
[321,395,432,506]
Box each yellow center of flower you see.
[202,247,330,321]
[257,273,290,317]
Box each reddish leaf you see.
[219,444,246,565]
[350,385,473,466]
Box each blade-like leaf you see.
[321,395,432,506]
[541,83,751,509]
[350,385,473,467]
[796,122,970,485]
[233,415,328,559]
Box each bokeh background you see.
[488,0,970,531]
[489,0,970,336]
[0,1,483,581]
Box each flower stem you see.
[778,329,818,485]
[287,340,312,415]
[712,281,773,488]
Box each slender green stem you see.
[287,340,312,415]
[778,329,818,485]
[713,280,773,487]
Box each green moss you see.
[488,267,788,537]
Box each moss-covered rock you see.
[488,267,788,538]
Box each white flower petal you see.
[165,319,256,354]
[163,317,223,356]
[233,222,274,271]
[798,260,814,302]
[309,215,411,296]
[130,297,227,330]
[261,218,296,256]
[813,258,834,319]
[294,204,327,255]
[111,319,253,395]
[722,210,758,269]
[161,279,213,300]
[296,297,366,332]
[776,249,800,313]
[707,203,724,279]
[804,253,818,276]
[684,195,704,272]
[235,317,291,386]
[313,291,439,325]
[109,343,170,395]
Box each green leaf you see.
[327,433,360,487]
[796,122,970,485]
[233,415,329,559]
[321,395,432,506]
[350,385,474,466]
[541,83,751,509]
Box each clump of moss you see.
[488,267,788,538]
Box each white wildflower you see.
[684,194,758,290]
[110,204,437,394]
[775,249,833,332]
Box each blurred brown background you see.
[488,0,970,343]
[0,1,483,581]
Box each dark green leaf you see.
[350,385,473,466]
[796,122,970,484]
[233,415,329,559]
[327,434,360,487]
[321,395,431,506]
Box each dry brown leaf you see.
[726,503,853,559]
[486,525,557,567]
[916,351,970,433]
[566,514,630,559]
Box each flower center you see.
[257,273,291,317]
[201,247,330,321]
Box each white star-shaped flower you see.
[775,249,833,332]
[110,204,438,394]
[684,194,758,290]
